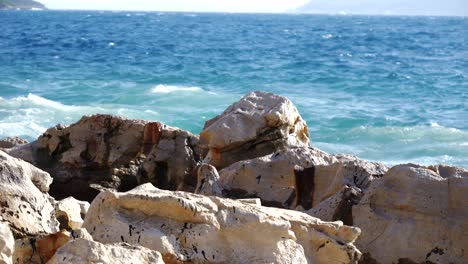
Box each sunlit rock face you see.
[83,184,362,264]
[352,164,468,264]
[0,151,58,238]
[200,91,310,170]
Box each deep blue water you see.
[0,10,467,167]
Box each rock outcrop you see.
[0,223,13,264]
[0,137,28,149]
[83,184,362,264]
[1,91,466,264]
[217,147,387,211]
[7,115,200,201]
[200,91,310,169]
[0,151,58,238]
[353,164,468,264]
[48,239,165,264]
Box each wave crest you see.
[150,84,203,94]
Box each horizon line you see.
[7,8,467,18]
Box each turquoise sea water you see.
[0,11,467,167]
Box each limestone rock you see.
[83,183,361,264]
[0,223,13,264]
[7,115,200,201]
[13,229,93,264]
[200,91,310,169]
[307,186,362,225]
[138,123,201,192]
[194,164,223,196]
[0,137,28,149]
[48,239,165,264]
[55,197,90,230]
[0,151,58,238]
[218,147,386,211]
[353,164,468,263]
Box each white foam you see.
[150,84,203,94]
[0,94,110,140]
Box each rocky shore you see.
[0,91,466,264]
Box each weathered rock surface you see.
[7,115,200,201]
[13,229,93,264]
[218,147,387,211]
[200,91,310,169]
[55,197,90,230]
[0,137,28,149]
[48,239,165,264]
[194,164,223,196]
[353,164,468,264]
[138,123,201,191]
[83,183,362,264]
[0,223,13,264]
[0,151,58,238]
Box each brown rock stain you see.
[36,231,72,263]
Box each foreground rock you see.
[0,151,58,237]
[0,223,13,264]
[200,91,310,169]
[83,184,361,264]
[48,239,165,264]
[353,164,468,264]
[7,115,200,201]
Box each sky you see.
[40,0,467,16]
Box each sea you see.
[0,11,467,168]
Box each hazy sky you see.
[40,0,467,16]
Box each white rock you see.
[200,91,310,169]
[55,197,90,230]
[219,147,386,210]
[353,164,468,263]
[0,151,58,237]
[0,223,13,264]
[47,239,165,264]
[83,183,361,264]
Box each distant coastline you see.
[0,0,46,10]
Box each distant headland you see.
[0,0,46,10]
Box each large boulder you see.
[83,184,362,264]
[0,151,58,238]
[200,91,310,169]
[47,239,165,264]
[7,115,200,201]
[218,147,387,211]
[353,164,468,264]
[0,223,13,264]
